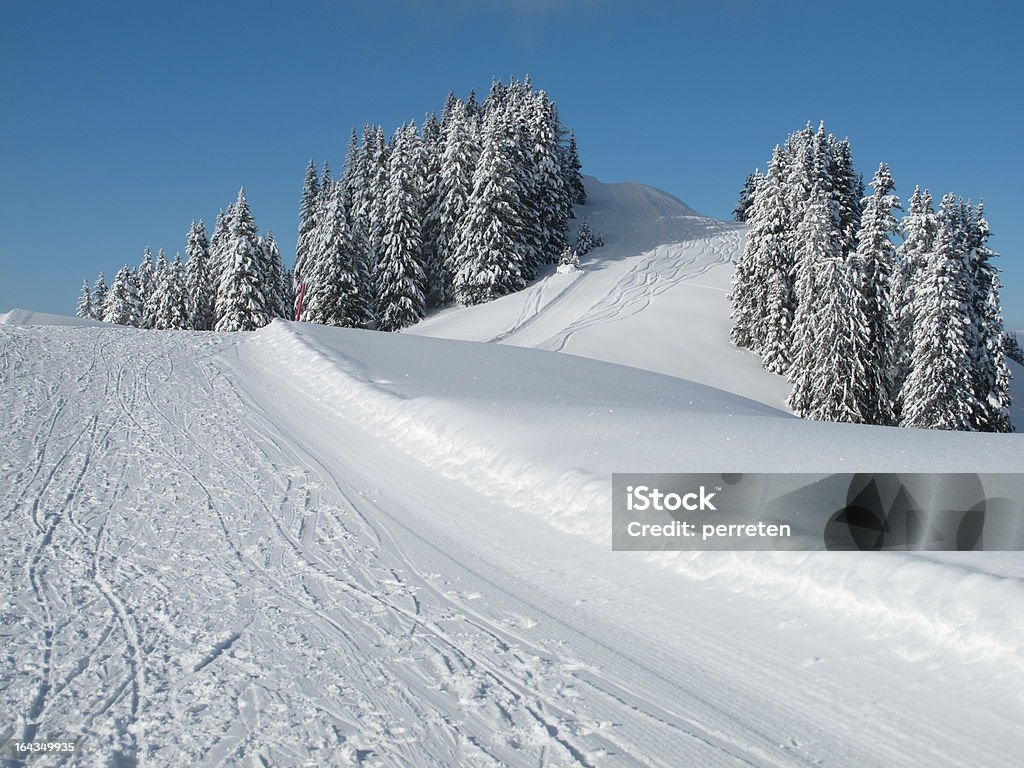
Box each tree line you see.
[78,77,587,334]
[730,122,1013,432]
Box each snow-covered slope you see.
[0,308,109,327]
[412,175,1024,427]
[3,314,1022,766]
[3,178,1023,766]
[411,177,793,410]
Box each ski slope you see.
[2,178,1023,767]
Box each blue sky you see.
[2,0,1022,328]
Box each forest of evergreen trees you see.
[77,77,587,333]
[730,122,1013,433]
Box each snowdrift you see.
[246,320,1024,672]
[1,308,109,327]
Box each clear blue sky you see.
[2,0,1021,328]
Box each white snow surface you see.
[2,177,1023,767]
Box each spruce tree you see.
[103,266,142,327]
[293,160,320,316]
[376,123,427,331]
[143,250,168,330]
[77,280,93,320]
[564,131,586,205]
[432,102,479,306]
[964,203,1013,432]
[529,90,571,266]
[453,110,527,305]
[137,248,154,321]
[733,170,762,222]
[215,188,271,332]
[303,183,364,327]
[185,219,214,330]
[807,255,869,422]
[901,194,978,430]
[892,187,937,414]
[849,162,901,424]
[787,186,843,416]
[91,273,108,319]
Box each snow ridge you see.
[247,320,612,541]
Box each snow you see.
[2,177,1023,766]
[0,308,109,328]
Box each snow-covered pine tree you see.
[787,185,846,417]
[184,219,214,330]
[103,266,142,326]
[849,162,901,424]
[77,280,93,319]
[564,131,586,206]
[963,203,1013,432]
[260,231,289,321]
[420,112,448,308]
[91,273,108,319]
[806,255,870,422]
[143,250,168,330]
[215,188,272,332]
[891,186,937,415]
[293,160,320,318]
[901,194,979,430]
[574,217,599,257]
[431,101,479,306]
[367,126,391,291]
[829,136,863,257]
[303,181,364,327]
[733,170,762,222]
[137,248,154,323]
[376,123,427,331]
[453,109,527,305]
[529,90,571,266]
[341,129,360,219]
[730,148,787,354]
[499,89,543,280]
[151,254,190,330]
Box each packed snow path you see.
[3,321,1023,767]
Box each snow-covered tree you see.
[806,255,869,422]
[564,131,586,205]
[103,266,142,326]
[849,162,901,424]
[730,146,793,370]
[184,219,214,330]
[528,90,571,265]
[261,231,290,321]
[574,216,602,257]
[787,186,851,417]
[137,248,154,323]
[77,280,93,319]
[901,194,979,430]
[90,273,108,319]
[303,182,366,327]
[142,250,168,329]
[152,254,190,330]
[293,160,320,317]
[215,188,272,332]
[431,102,479,305]
[453,110,527,305]
[376,123,427,331]
[963,203,1013,432]
[733,170,762,222]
